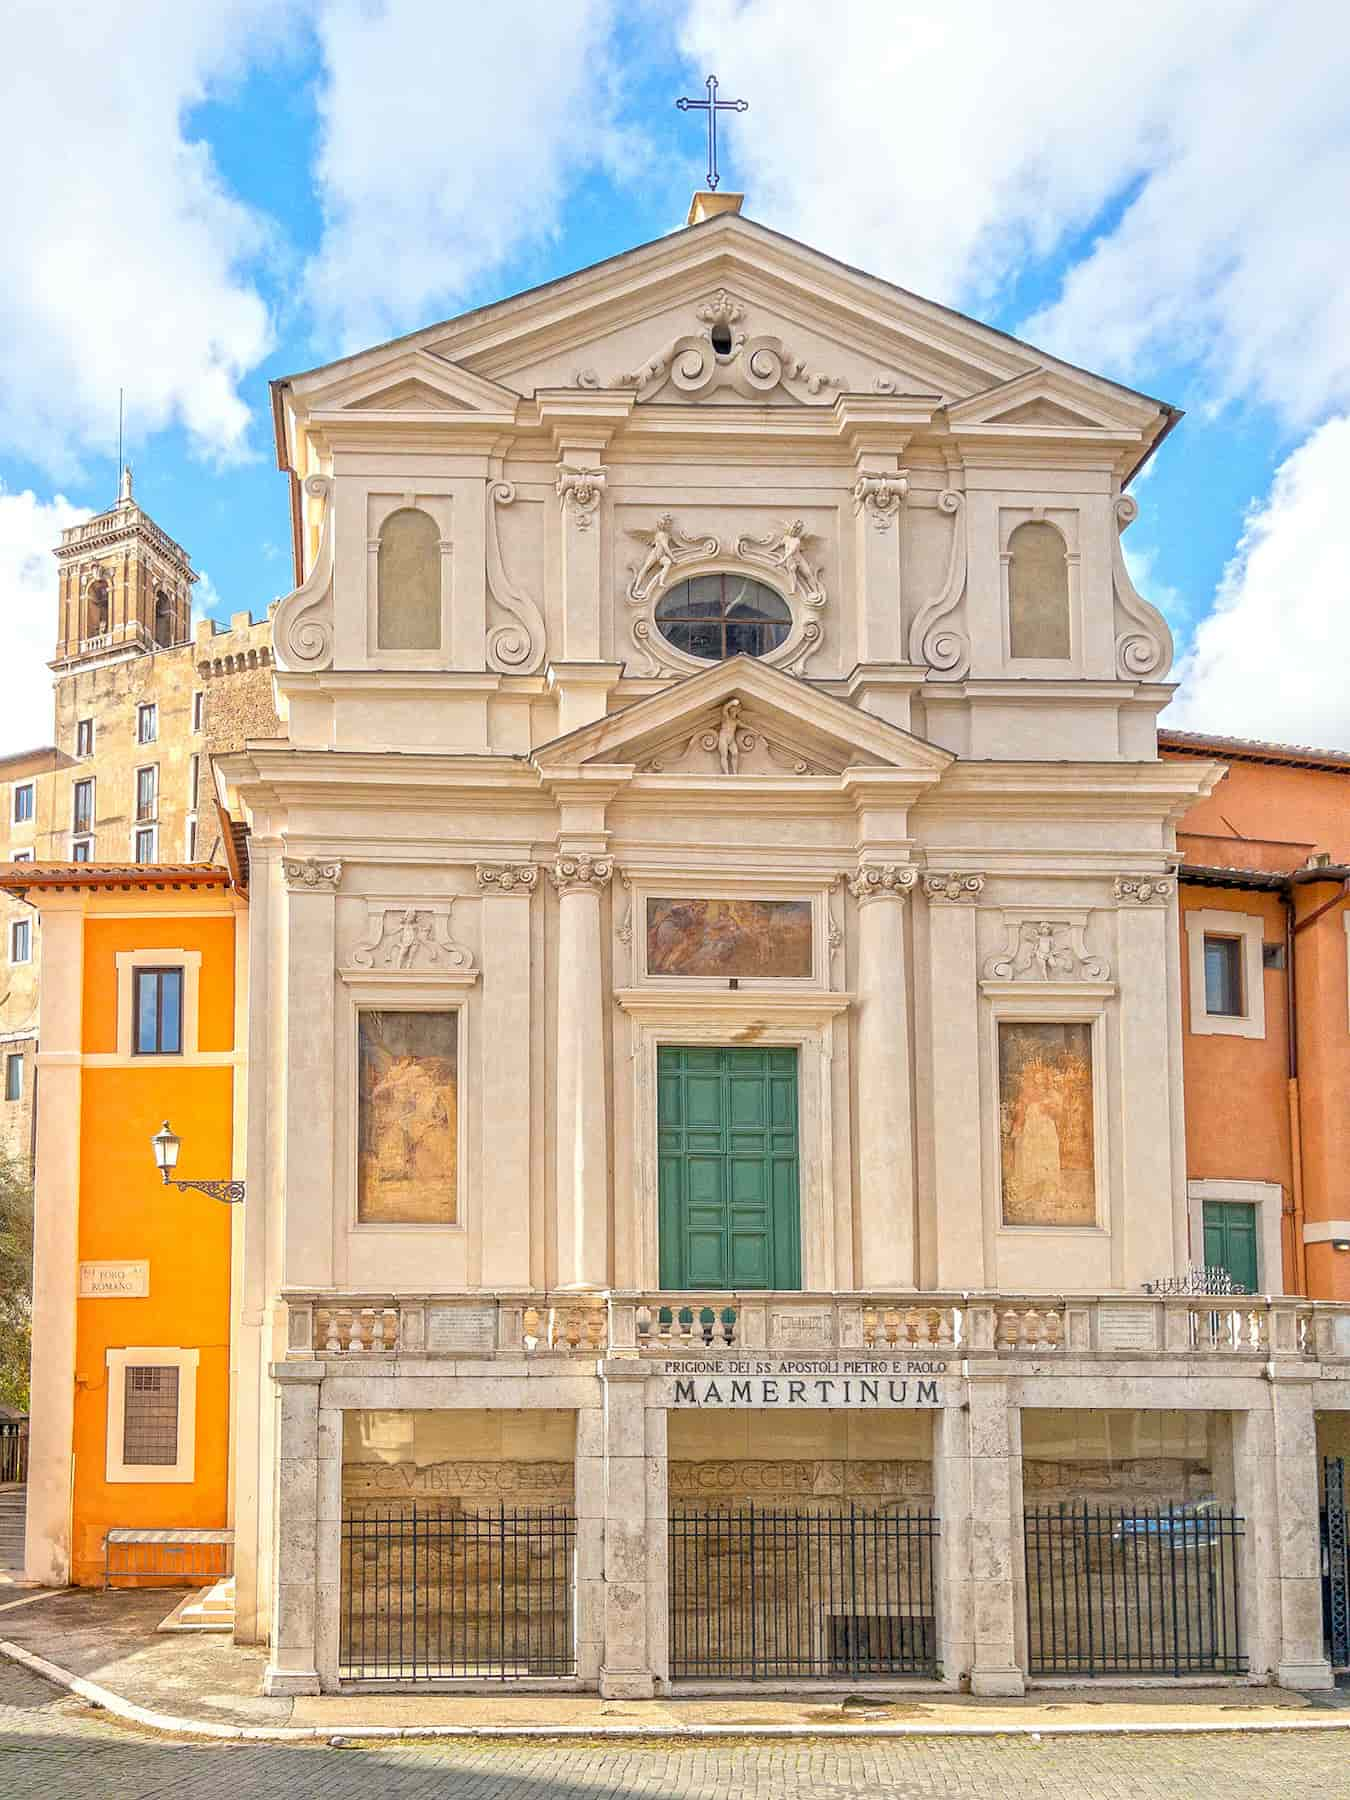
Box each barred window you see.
[123,1366,179,1466]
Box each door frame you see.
[1186,1179,1283,1295]
[616,991,851,1291]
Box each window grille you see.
[122,1366,179,1466]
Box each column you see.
[850,864,917,1289]
[599,1369,656,1697]
[933,1392,973,1686]
[925,874,986,1287]
[263,1361,323,1697]
[551,855,611,1289]
[477,865,536,1286]
[852,462,906,663]
[967,1375,1025,1695]
[1272,1382,1334,1688]
[24,905,84,1585]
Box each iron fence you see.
[0,1421,26,1485]
[1323,1457,1349,1670]
[669,1503,940,1680]
[339,1504,576,1682]
[1025,1502,1246,1677]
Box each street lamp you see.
[150,1119,245,1205]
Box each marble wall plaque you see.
[79,1260,149,1298]
[1096,1305,1157,1351]
[425,1303,497,1351]
[771,1308,833,1347]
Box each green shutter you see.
[657,1045,800,1291]
[1202,1201,1259,1294]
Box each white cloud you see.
[1165,416,1350,750]
[306,0,633,351]
[0,488,91,753]
[678,1,1350,427]
[0,1,291,474]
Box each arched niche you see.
[377,507,442,652]
[1007,520,1071,660]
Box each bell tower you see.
[51,466,197,670]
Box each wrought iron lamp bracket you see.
[160,1173,246,1206]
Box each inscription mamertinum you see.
[665,1359,945,1407]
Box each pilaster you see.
[262,1361,323,1697]
[281,858,340,1287]
[850,865,918,1288]
[476,866,536,1286]
[24,906,84,1585]
[599,1371,656,1697]
[1271,1381,1335,1688]
[1113,884,1179,1288]
[852,460,907,663]
[556,460,607,662]
[925,874,986,1288]
[966,1375,1025,1695]
[551,855,612,1288]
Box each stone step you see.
[158,1577,235,1634]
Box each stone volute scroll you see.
[485,482,546,674]
[272,475,335,672]
[1114,874,1174,905]
[848,865,918,903]
[852,471,908,532]
[556,466,606,530]
[614,291,843,404]
[923,872,985,904]
[549,855,613,894]
[348,901,476,977]
[282,856,342,892]
[1112,495,1174,680]
[982,914,1111,983]
[907,490,969,678]
[476,864,539,895]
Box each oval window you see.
[654,574,792,661]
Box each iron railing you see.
[669,1503,940,1680]
[1323,1457,1349,1670]
[339,1505,576,1682]
[0,1421,26,1485]
[1025,1502,1246,1676]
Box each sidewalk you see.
[2,1586,1347,1742]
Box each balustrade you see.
[280,1291,1340,1365]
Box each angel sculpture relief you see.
[734,519,826,606]
[716,698,743,775]
[626,515,720,604]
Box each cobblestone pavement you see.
[2,1662,1348,1799]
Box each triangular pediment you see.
[532,657,954,783]
[946,368,1157,437]
[288,346,519,420]
[278,213,1172,440]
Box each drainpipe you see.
[1286,867,1350,1297]
[1282,891,1306,1294]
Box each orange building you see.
[0,861,244,1587]
[1163,730,1350,1301]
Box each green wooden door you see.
[657,1046,801,1291]
[1202,1201,1259,1294]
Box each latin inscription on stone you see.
[78,1260,149,1298]
[664,1359,945,1408]
[1095,1305,1157,1351]
[425,1304,497,1351]
[344,1460,573,1498]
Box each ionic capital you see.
[476,864,539,895]
[550,854,614,895]
[923,871,985,904]
[848,864,917,903]
[282,856,342,893]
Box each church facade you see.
[203,196,1349,1696]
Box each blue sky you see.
[3,0,1348,751]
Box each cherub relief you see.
[734,519,826,606]
[626,515,719,603]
